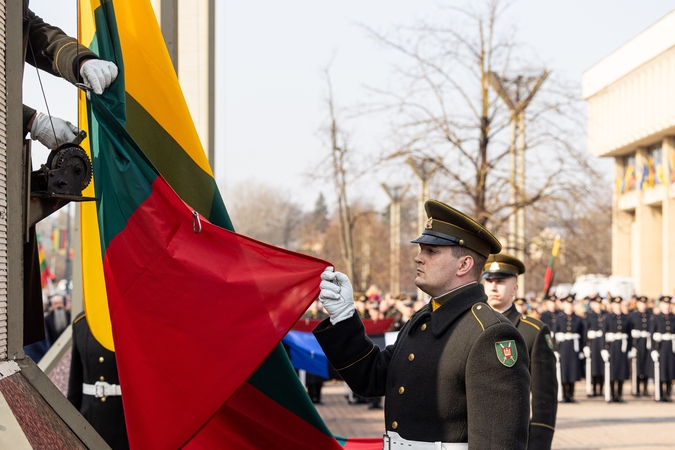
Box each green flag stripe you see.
[248,345,335,437]
[90,94,158,251]
[125,94,232,230]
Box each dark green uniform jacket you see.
[503,306,557,450]
[23,0,98,129]
[314,283,530,449]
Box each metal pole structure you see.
[406,157,442,301]
[508,114,517,254]
[489,71,549,294]
[382,184,410,297]
[516,111,526,296]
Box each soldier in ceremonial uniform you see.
[584,296,606,397]
[603,297,634,403]
[314,200,530,449]
[629,296,653,397]
[68,313,129,449]
[553,296,585,403]
[650,296,674,402]
[541,296,563,333]
[483,253,558,450]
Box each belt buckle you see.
[94,381,106,398]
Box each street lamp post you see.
[382,184,409,297]
[488,71,549,296]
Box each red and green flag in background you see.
[542,235,561,298]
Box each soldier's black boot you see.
[666,383,673,402]
[616,381,625,403]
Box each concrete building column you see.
[663,137,675,296]
[612,157,633,277]
[633,148,663,296]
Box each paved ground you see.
[316,381,675,449]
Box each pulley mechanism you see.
[31,143,93,196]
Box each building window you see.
[641,144,663,189]
[619,154,637,193]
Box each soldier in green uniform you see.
[314,200,530,449]
[483,252,558,450]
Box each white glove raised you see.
[628,348,637,359]
[578,352,585,360]
[80,59,118,95]
[30,112,80,150]
[319,267,355,325]
[601,349,610,363]
[651,350,659,362]
[583,346,591,359]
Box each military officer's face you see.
[413,244,469,297]
[483,276,517,312]
[611,302,622,314]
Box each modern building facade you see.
[583,10,675,298]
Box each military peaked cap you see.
[513,298,527,306]
[611,296,623,303]
[637,296,648,303]
[410,200,501,258]
[481,253,525,279]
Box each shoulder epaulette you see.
[73,312,86,324]
[470,302,503,331]
[519,314,544,331]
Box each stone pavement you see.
[316,380,675,449]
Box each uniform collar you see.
[501,304,520,324]
[428,283,487,337]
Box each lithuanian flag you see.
[79,1,364,448]
[542,235,560,298]
[38,242,51,289]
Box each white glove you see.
[628,348,636,359]
[319,267,355,325]
[30,112,80,150]
[554,351,560,360]
[601,349,610,363]
[578,352,584,360]
[80,59,118,95]
[651,350,659,362]
[583,346,591,359]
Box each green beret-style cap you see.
[481,253,525,279]
[410,200,501,258]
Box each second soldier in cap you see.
[483,253,558,450]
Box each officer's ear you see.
[456,255,474,277]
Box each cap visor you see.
[410,233,458,246]
[481,272,516,280]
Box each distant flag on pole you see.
[542,235,560,298]
[38,243,51,289]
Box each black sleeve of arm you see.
[67,322,83,410]
[529,324,557,450]
[466,323,530,450]
[26,9,99,84]
[313,314,392,397]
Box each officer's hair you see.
[451,246,486,280]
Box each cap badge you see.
[425,218,433,230]
[489,262,500,271]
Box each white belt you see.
[653,332,673,342]
[587,330,603,339]
[555,332,581,352]
[383,432,467,450]
[605,332,628,352]
[631,330,650,338]
[83,381,122,398]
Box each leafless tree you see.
[360,0,609,233]
[227,180,304,250]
